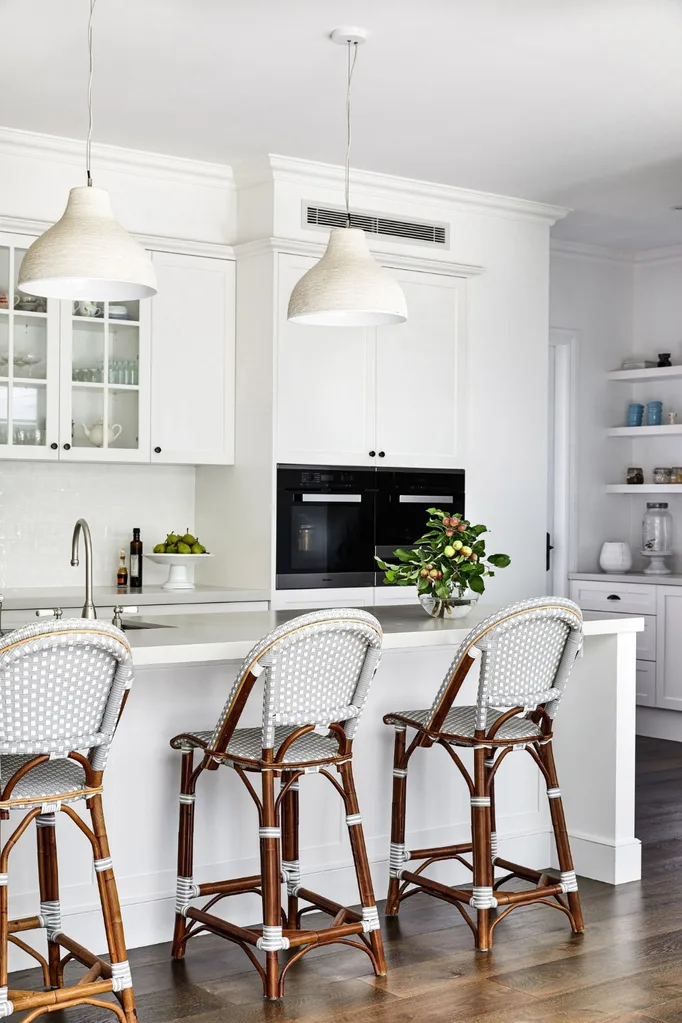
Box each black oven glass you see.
[375,468,465,562]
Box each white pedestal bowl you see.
[144,553,213,590]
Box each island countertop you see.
[125,603,643,667]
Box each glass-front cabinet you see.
[0,236,60,459]
[59,298,150,461]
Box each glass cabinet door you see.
[62,298,150,461]
[0,239,59,459]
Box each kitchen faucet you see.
[71,518,97,620]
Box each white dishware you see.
[144,552,213,591]
[108,305,128,319]
[75,301,102,318]
[81,420,123,447]
[599,541,632,573]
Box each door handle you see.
[546,532,554,572]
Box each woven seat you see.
[384,706,543,743]
[384,597,584,953]
[0,618,137,1023]
[170,608,386,1000]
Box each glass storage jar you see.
[642,502,673,554]
[653,467,672,485]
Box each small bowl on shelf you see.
[143,553,213,590]
[109,305,129,320]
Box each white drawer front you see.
[569,580,657,616]
[636,660,656,707]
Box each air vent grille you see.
[305,205,448,247]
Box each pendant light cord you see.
[345,39,359,227]
[86,0,97,186]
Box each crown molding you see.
[633,243,682,266]
[234,236,484,277]
[0,126,234,190]
[0,214,234,260]
[550,238,634,265]
[234,154,569,227]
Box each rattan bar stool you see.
[170,608,386,1000]
[0,618,136,1023]
[384,597,584,952]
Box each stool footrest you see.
[493,857,545,884]
[197,875,262,897]
[494,884,564,906]
[283,922,365,947]
[8,917,42,934]
[398,870,472,905]
[56,932,113,978]
[8,978,114,1012]
[186,907,260,946]
[294,886,363,924]
[407,844,474,862]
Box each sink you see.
[119,620,172,631]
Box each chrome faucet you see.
[71,519,97,620]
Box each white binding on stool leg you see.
[559,869,578,892]
[176,875,200,915]
[0,987,14,1017]
[257,925,290,951]
[361,905,381,932]
[469,887,498,909]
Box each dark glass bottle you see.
[130,528,143,588]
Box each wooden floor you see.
[12,735,682,1022]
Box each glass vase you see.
[419,585,479,619]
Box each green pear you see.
[177,541,191,554]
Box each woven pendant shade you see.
[18,186,157,301]
[288,228,407,326]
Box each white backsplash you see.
[0,462,196,589]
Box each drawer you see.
[569,580,657,616]
[636,660,656,707]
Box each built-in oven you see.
[276,466,377,589]
[374,468,465,579]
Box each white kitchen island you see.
[7,604,642,967]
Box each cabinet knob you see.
[50,442,58,450]
[369,450,376,457]
[154,446,162,454]
[63,443,71,451]
[378,451,385,458]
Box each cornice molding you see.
[0,126,234,190]
[234,236,484,276]
[234,154,569,227]
[550,238,634,265]
[634,243,682,266]
[0,214,234,260]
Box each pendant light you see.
[18,0,157,301]
[287,27,407,327]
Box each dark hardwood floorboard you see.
[12,735,682,1021]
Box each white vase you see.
[599,542,632,573]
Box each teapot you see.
[81,420,122,447]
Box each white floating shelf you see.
[608,366,682,382]
[607,425,682,437]
[606,484,682,493]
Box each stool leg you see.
[539,740,584,933]
[281,772,300,929]
[386,726,407,917]
[36,813,61,987]
[172,751,197,959]
[88,794,137,1023]
[260,769,283,1000]
[471,746,494,952]
[485,749,498,867]
[339,761,386,977]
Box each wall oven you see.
[277,465,465,590]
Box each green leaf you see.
[435,581,450,598]
[427,507,445,517]
[468,574,485,594]
[374,557,392,570]
[471,524,488,536]
[393,548,417,563]
[488,553,511,568]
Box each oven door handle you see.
[300,493,363,503]
[398,495,454,504]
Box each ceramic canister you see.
[599,542,633,573]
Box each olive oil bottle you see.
[130,528,143,588]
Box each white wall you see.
[549,245,633,572]
[0,462,195,589]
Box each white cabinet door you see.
[374,269,465,468]
[150,252,235,465]
[276,254,376,466]
[636,660,656,708]
[656,587,682,711]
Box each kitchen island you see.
[8,604,642,966]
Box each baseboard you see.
[637,707,682,742]
[555,831,642,885]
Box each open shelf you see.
[606,484,682,493]
[72,382,139,391]
[607,425,682,437]
[608,366,682,383]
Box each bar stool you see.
[170,608,385,1000]
[0,618,136,1022]
[384,597,584,952]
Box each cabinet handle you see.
[606,594,621,601]
[378,451,385,457]
[368,450,376,457]
[50,442,58,450]
[154,446,162,454]
[63,443,71,451]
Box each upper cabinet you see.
[0,232,235,466]
[276,253,466,469]
[150,252,234,465]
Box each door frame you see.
[548,327,578,596]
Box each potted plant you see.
[375,507,511,618]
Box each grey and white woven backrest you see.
[429,597,583,731]
[210,609,383,750]
[0,618,134,769]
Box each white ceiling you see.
[4,0,682,248]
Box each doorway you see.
[547,328,577,595]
